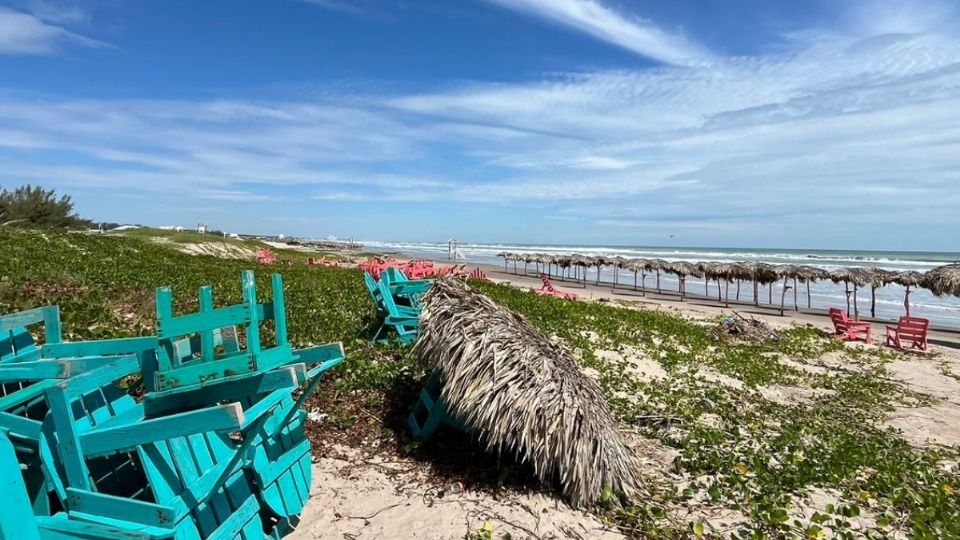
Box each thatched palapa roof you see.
[923,263,960,297]
[413,279,648,508]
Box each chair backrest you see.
[377,280,404,317]
[540,275,555,291]
[896,316,929,338]
[149,271,292,393]
[828,308,849,328]
[363,273,387,316]
[0,307,62,364]
[382,267,409,286]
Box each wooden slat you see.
[41,337,158,359]
[66,488,178,530]
[0,307,54,333]
[157,304,253,338]
[143,365,298,417]
[80,403,243,456]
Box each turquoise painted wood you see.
[2,272,345,539]
[149,271,300,395]
[39,370,283,539]
[363,272,421,344]
[406,372,464,440]
[377,280,419,344]
[2,429,171,540]
[379,268,431,302]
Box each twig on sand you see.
[346,502,403,523]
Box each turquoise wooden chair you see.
[375,280,420,344]
[379,268,431,303]
[244,344,343,531]
[362,273,420,343]
[146,271,320,398]
[0,306,158,515]
[38,358,289,539]
[406,372,464,440]
[1,428,167,540]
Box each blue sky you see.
[1,0,959,249]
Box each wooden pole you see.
[904,286,912,316]
[779,278,791,316]
[844,283,851,317]
[853,283,860,321]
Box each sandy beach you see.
[282,254,960,539]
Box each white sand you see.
[288,447,624,540]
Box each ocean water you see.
[362,241,960,329]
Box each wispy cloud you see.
[1,0,959,245]
[297,0,370,16]
[0,6,104,55]
[481,0,712,66]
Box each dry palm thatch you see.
[414,280,648,508]
[923,263,960,297]
[710,262,737,306]
[890,270,925,316]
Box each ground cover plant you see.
[2,228,957,539]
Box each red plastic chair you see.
[828,308,872,344]
[885,316,930,353]
[536,275,578,300]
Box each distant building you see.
[159,225,184,232]
[278,233,285,240]
[111,225,141,232]
[197,223,208,234]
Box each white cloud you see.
[481,0,713,66]
[1,0,960,245]
[0,6,104,55]
[297,0,369,16]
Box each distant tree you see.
[0,184,92,229]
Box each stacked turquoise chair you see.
[379,267,431,304]
[362,271,423,344]
[0,271,345,539]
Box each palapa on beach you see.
[413,279,648,508]
[923,263,960,297]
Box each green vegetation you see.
[2,227,957,539]
[470,281,960,539]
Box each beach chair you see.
[468,267,489,281]
[256,247,277,264]
[536,275,578,300]
[146,271,334,398]
[375,280,420,344]
[363,273,420,343]
[380,267,431,302]
[885,316,931,353]
[2,428,170,540]
[0,306,159,514]
[828,308,872,344]
[406,372,467,440]
[37,360,285,539]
